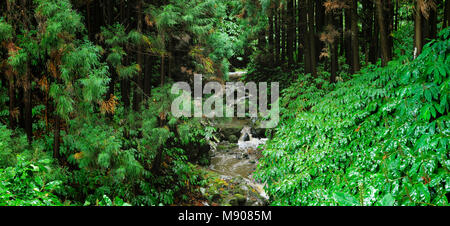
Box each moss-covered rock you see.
[229,194,247,206]
[228,135,238,143]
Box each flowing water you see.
[203,125,269,206]
[199,72,269,206]
[209,127,267,179]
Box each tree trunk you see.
[386,0,394,59]
[122,1,131,110]
[294,0,297,60]
[351,0,361,73]
[315,0,325,63]
[6,0,10,12]
[121,78,130,109]
[445,0,450,28]
[133,0,143,112]
[7,68,16,129]
[257,30,266,52]
[394,0,399,31]
[281,5,286,64]
[168,39,173,80]
[268,6,275,66]
[297,0,304,65]
[143,54,152,99]
[287,0,295,67]
[307,0,317,76]
[344,8,353,69]
[376,0,390,66]
[105,0,115,110]
[327,11,339,83]
[339,11,345,56]
[426,4,437,41]
[300,0,310,73]
[330,41,338,83]
[161,54,165,87]
[53,115,61,160]
[369,2,379,64]
[414,0,423,58]
[362,0,374,64]
[275,9,281,66]
[24,65,32,144]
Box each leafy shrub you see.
[0,125,15,168]
[0,156,62,206]
[255,29,450,206]
[0,124,31,168]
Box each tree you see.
[315,0,326,63]
[344,5,352,68]
[307,0,317,76]
[361,0,375,64]
[133,0,144,112]
[287,0,295,67]
[323,0,342,82]
[2,0,34,143]
[445,0,450,28]
[281,4,287,63]
[414,0,424,57]
[300,0,311,73]
[32,0,109,159]
[275,4,281,65]
[0,17,16,130]
[268,3,275,65]
[376,0,391,66]
[351,0,360,72]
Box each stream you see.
[199,125,269,206]
[197,72,269,206]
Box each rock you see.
[200,187,206,195]
[241,133,250,142]
[221,128,243,140]
[235,194,247,205]
[229,194,247,206]
[251,128,266,139]
[228,135,238,143]
[238,184,249,194]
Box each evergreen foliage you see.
[0,0,449,207]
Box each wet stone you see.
[199,119,269,206]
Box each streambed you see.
[199,125,269,206]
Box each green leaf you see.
[415,183,431,204]
[380,193,395,206]
[424,89,432,102]
[445,177,450,192]
[333,192,360,206]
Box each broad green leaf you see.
[333,192,360,206]
[380,193,395,206]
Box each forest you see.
[0,0,449,207]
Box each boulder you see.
[229,194,247,206]
[228,135,238,143]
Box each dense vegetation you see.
[1,0,449,206]
[255,31,450,206]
